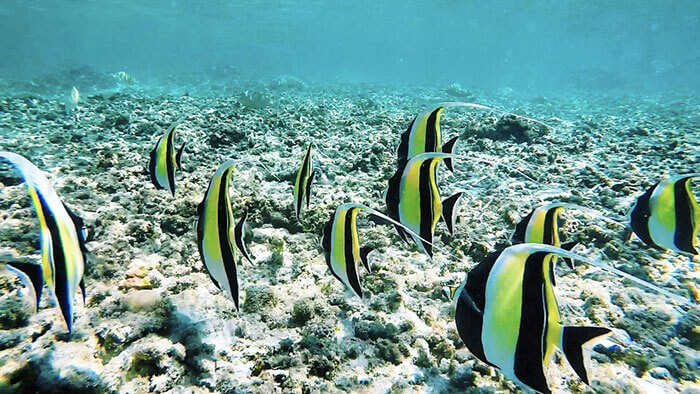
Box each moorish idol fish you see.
[385,152,463,257]
[196,160,253,311]
[321,203,433,298]
[293,144,315,222]
[64,86,80,114]
[454,243,612,393]
[397,105,459,172]
[115,71,136,84]
[0,151,88,333]
[511,202,581,275]
[628,174,700,255]
[149,119,186,196]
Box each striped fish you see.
[629,174,700,255]
[454,243,611,394]
[293,144,315,222]
[512,202,580,274]
[196,160,253,311]
[385,152,463,257]
[149,120,186,196]
[321,203,432,298]
[397,105,459,172]
[0,151,88,333]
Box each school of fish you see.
[0,101,696,393]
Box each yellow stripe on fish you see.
[293,144,315,222]
[196,160,252,310]
[149,120,186,196]
[629,174,700,255]
[0,151,88,334]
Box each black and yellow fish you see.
[454,243,611,394]
[397,105,459,172]
[512,202,580,275]
[629,174,700,255]
[196,160,252,310]
[321,203,432,298]
[149,120,186,196]
[293,144,315,222]
[385,152,463,257]
[0,151,88,333]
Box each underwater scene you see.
[0,1,699,393]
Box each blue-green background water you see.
[1,0,699,94]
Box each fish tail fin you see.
[442,285,459,301]
[7,262,44,311]
[441,136,459,172]
[234,211,254,266]
[80,278,86,304]
[623,226,634,242]
[560,241,579,269]
[148,148,161,189]
[562,326,612,384]
[360,246,373,273]
[176,143,185,170]
[441,191,464,235]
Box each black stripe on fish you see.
[343,208,363,298]
[424,107,441,154]
[396,116,417,167]
[385,164,409,243]
[629,183,659,249]
[321,209,336,273]
[674,177,697,254]
[165,129,176,196]
[148,141,162,191]
[418,159,435,257]
[512,210,534,244]
[455,250,501,367]
[217,168,239,310]
[513,251,551,394]
[543,207,556,245]
[305,170,315,210]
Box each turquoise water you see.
[1,2,699,393]
[1,0,698,93]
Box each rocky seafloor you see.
[0,74,698,393]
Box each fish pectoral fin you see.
[6,261,44,310]
[441,136,459,172]
[562,326,612,385]
[176,143,185,170]
[305,170,316,209]
[359,246,373,273]
[441,192,464,235]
